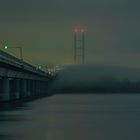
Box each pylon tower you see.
[74,27,86,64]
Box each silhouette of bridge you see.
[0,50,55,102]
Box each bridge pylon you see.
[74,27,87,64]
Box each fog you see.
[52,65,140,93]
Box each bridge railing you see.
[0,50,47,76]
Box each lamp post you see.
[12,46,23,61]
[36,65,61,76]
[2,42,23,61]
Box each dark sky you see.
[0,0,140,67]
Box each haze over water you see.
[1,93,140,140]
[0,0,140,139]
[1,65,140,140]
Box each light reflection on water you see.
[0,94,140,140]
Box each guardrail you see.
[0,50,47,76]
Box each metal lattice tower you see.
[74,27,86,64]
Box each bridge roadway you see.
[0,50,54,102]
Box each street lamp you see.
[36,65,60,76]
[10,46,23,61]
[3,42,9,49]
[36,65,43,70]
[2,42,23,61]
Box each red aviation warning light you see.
[73,27,88,33]
[74,28,78,33]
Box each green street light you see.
[2,42,23,60]
[48,71,51,75]
[3,42,9,49]
[4,45,8,49]
[38,65,42,69]
[36,65,42,70]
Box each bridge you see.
[0,50,54,102]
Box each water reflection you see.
[0,94,140,140]
[0,102,29,140]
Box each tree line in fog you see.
[53,80,140,93]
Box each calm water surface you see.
[0,94,140,140]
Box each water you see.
[0,93,140,140]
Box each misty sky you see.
[0,0,140,67]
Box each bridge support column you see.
[33,80,37,97]
[42,81,47,95]
[35,80,38,96]
[34,80,38,97]
[1,77,10,101]
[32,80,36,97]
[38,81,43,96]
[44,81,48,94]
[38,81,41,96]
[30,80,35,97]
[42,81,45,95]
[13,79,20,99]
[38,81,42,96]
[27,80,31,97]
[20,79,27,98]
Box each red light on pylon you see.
[73,27,88,33]
[48,67,51,72]
[81,29,85,33]
[74,29,78,33]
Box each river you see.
[0,94,140,140]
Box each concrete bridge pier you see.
[19,79,25,98]
[0,78,51,102]
[12,78,20,99]
[35,80,41,96]
[39,81,43,96]
[45,81,48,91]
[39,81,43,95]
[35,80,40,97]
[30,80,35,97]
[39,81,42,96]
[39,81,47,96]
[28,80,32,97]
[20,79,27,98]
[42,81,47,95]
[35,80,39,96]
[34,80,38,97]
[1,77,10,101]
[45,81,48,92]
[27,80,31,97]
[32,80,37,97]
